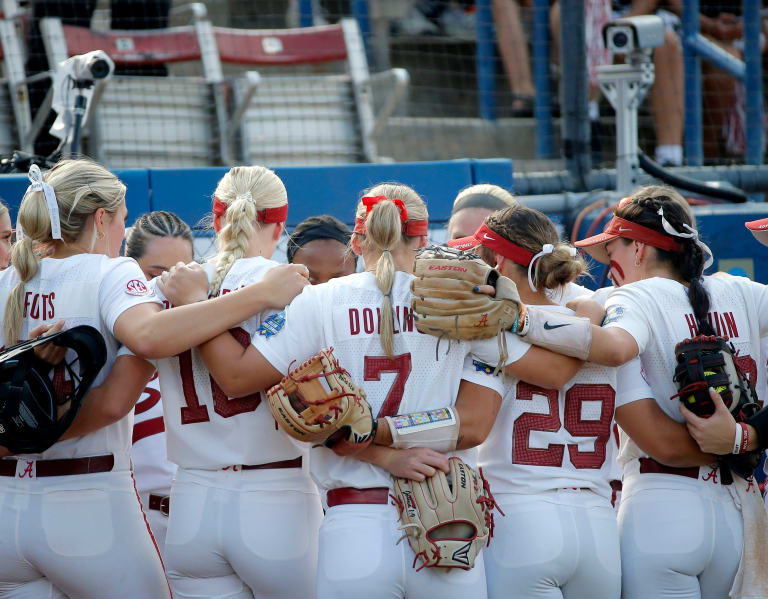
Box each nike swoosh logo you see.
[483,234,495,241]
[543,321,570,330]
[618,227,631,233]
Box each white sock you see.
[655,144,683,166]
[589,100,600,122]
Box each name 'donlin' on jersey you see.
[346,304,422,337]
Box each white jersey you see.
[604,276,768,467]
[253,271,520,492]
[131,372,176,495]
[479,305,650,502]
[0,255,158,465]
[152,257,308,482]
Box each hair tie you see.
[236,191,254,204]
[361,196,408,222]
[527,243,554,292]
[657,207,714,270]
[21,165,61,241]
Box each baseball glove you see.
[410,245,523,341]
[391,456,502,571]
[671,335,759,420]
[0,325,107,454]
[266,348,375,456]
[672,335,762,481]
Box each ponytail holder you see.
[657,207,714,271]
[236,191,254,204]
[361,196,408,222]
[22,165,61,241]
[527,243,554,292]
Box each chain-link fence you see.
[2,0,764,170]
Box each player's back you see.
[481,350,619,502]
[604,275,767,422]
[0,254,157,463]
[255,270,500,491]
[154,257,304,472]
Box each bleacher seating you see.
[38,17,408,168]
[40,18,227,168]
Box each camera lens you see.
[612,31,629,48]
[89,59,110,79]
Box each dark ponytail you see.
[616,187,714,336]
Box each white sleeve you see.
[99,258,162,335]
[748,279,768,339]
[251,286,324,374]
[615,357,653,408]
[603,288,651,354]
[460,355,505,397]
[470,333,531,368]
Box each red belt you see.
[610,480,622,491]
[639,457,699,479]
[327,487,389,507]
[242,457,302,470]
[0,455,114,477]
[223,457,303,471]
[148,494,170,516]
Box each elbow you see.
[602,346,635,367]
[459,426,490,450]
[216,378,252,399]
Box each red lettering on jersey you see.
[723,312,738,338]
[362,308,375,334]
[349,308,360,335]
[746,478,756,493]
[23,292,31,318]
[18,461,34,478]
[402,307,414,332]
[392,307,400,334]
[702,466,718,484]
[45,292,54,319]
[220,288,231,296]
[162,300,171,310]
[29,294,39,319]
[684,314,698,338]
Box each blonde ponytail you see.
[210,166,287,296]
[353,183,428,358]
[4,159,125,344]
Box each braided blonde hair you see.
[353,183,428,358]
[209,166,287,296]
[4,159,126,344]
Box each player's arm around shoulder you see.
[60,354,157,440]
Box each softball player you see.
[0,160,305,599]
[560,186,768,598]
[124,211,194,557]
[448,204,649,598]
[287,214,357,284]
[142,166,322,599]
[163,183,588,599]
[447,183,517,240]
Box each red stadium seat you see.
[40,18,227,168]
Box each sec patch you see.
[125,279,153,297]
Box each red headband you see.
[353,196,428,237]
[447,222,535,266]
[212,197,288,223]
[602,216,683,252]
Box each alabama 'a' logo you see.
[452,542,472,566]
[125,279,153,297]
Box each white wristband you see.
[732,422,742,455]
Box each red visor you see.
[575,216,683,263]
[745,217,768,247]
[446,223,535,266]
